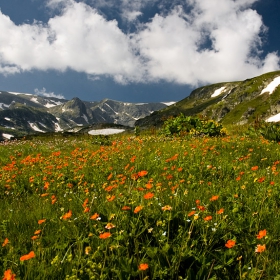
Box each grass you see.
[1,130,280,279]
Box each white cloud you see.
[34,87,65,99]
[0,0,278,87]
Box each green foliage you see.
[259,122,280,142]
[161,114,225,137]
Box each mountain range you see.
[1,70,280,140]
[0,92,171,139]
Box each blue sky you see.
[0,0,279,102]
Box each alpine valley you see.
[1,70,280,140]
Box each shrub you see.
[161,114,226,137]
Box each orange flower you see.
[256,229,267,239]
[251,166,258,171]
[105,223,115,229]
[203,216,212,221]
[82,198,89,208]
[38,219,46,224]
[145,183,153,189]
[20,251,35,261]
[217,208,224,214]
[31,235,39,240]
[134,205,143,214]
[197,205,206,211]
[255,244,266,253]
[84,207,90,213]
[107,195,116,202]
[90,213,99,220]
[107,173,113,180]
[144,192,154,200]
[3,269,16,280]
[138,170,148,177]
[34,230,41,235]
[188,210,196,217]
[210,195,219,201]
[122,206,131,211]
[138,263,149,271]
[62,210,72,220]
[2,238,9,247]
[161,205,172,211]
[99,232,111,239]
[225,240,236,248]
[258,177,265,183]
[40,193,49,197]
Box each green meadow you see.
[1,126,280,279]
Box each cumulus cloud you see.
[34,87,65,99]
[0,0,278,87]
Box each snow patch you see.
[28,122,45,133]
[88,128,125,135]
[4,117,11,121]
[82,114,89,123]
[266,113,280,123]
[31,97,39,103]
[9,92,32,96]
[260,76,280,95]
[211,87,226,98]
[55,123,63,132]
[161,101,176,106]
[2,133,14,139]
[0,103,10,109]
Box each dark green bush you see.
[161,114,226,137]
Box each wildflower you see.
[90,213,99,220]
[99,232,111,239]
[2,269,16,280]
[138,263,149,271]
[161,205,172,211]
[38,219,46,224]
[31,235,39,240]
[122,206,131,211]
[85,246,92,255]
[188,210,196,217]
[62,210,72,220]
[20,251,35,261]
[144,192,154,200]
[225,240,236,248]
[138,170,148,177]
[197,205,206,211]
[251,166,258,171]
[204,216,212,221]
[258,177,265,183]
[107,195,116,202]
[210,195,219,201]
[255,244,266,253]
[82,198,89,208]
[134,205,143,214]
[105,223,115,229]
[256,229,267,239]
[2,238,9,247]
[40,193,49,197]
[34,230,41,235]
[217,208,224,214]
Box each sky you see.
[0,0,279,103]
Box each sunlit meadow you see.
[1,130,280,279]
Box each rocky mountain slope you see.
[0,91,170,139]
[135,70,280,127]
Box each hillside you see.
[135,71,280,127]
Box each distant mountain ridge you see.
[136,70,280,127]
[0,91,171,139]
